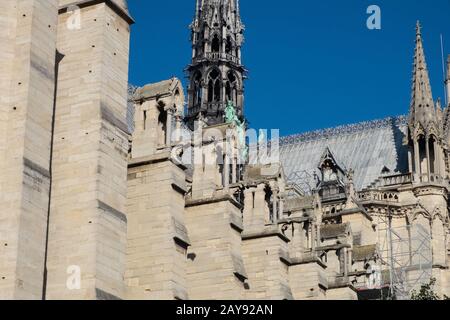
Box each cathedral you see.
[0,0,450,300]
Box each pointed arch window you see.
[429,134,438,176]
[211,34,220,53]
[418,135,427,176]
[225,36,233,55]
[207,69,221,103]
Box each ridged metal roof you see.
[280,116,409,192]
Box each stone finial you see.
[446,55,450,107]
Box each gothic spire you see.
[442,56,450,142]
[446,55,450,107]
[186,0,246,128]
[409,21,436,132]
[195,0,201,20]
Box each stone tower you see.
[186,0,246,127]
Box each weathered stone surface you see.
[45,2,131,300]
[0,0,58,300]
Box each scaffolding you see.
[376,211,433,300]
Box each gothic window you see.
[208,81,213,103]
[225,36,233,55]
[429,135,436,174]
[207,69,221,103]
[212,34,220,53]
[418,135,427,175]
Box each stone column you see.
[414,139,420,180]
[408,148,413,173]
[166,109,173,146]
[201,84,207,112]
[223,155,230,188]
[175,114,182,142]
[343,248,349,277]
[232,156,237,184]
[426,136,431,181]
[433,139,440,177]
[272,197,277,223]
[279,198,284,221]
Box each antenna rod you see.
[441,34,447,107]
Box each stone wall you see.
[185,198,247,300]
[45,2,130,299]
[0,0,58,300]
[126,154,189,300]
[289,262,327,300]
[242,234,292,300]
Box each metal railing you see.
[193,52,240,64]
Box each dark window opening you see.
[226,82,231,101]
[212,35,220,53]
[225,37,233,54]
[430,135,436,174]
[208,80,213,103]
[214,80,221,102]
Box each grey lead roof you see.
[280,116,409,192]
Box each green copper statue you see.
[225,100,248,160]
[225,100,239,125]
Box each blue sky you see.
[128,0,450,137]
